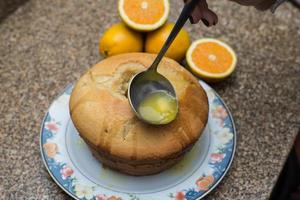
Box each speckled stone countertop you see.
[0,0,299,199]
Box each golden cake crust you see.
[69,53,208,164]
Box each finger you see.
[201,8,218,26]
[184,0,218,26]
[183,0,201,24]
[197,0,218,26]
[190,5,203,24]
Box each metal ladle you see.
[128,0,200,125]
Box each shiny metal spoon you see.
[128,0,200,125]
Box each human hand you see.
[184,0,218,27]
[185,0,280,27]
[229,0,276,10]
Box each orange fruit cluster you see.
[99,0,237,82]
[99,0,190,62]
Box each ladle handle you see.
[149,0,200,71]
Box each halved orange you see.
[118,0,169,31]
[186,38,237,82]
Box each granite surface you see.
[0,0,299,199]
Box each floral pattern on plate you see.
[40,81,236,200]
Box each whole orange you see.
[145,23,190,61]
[99,23,143,57]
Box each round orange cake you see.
[69,53,208,175]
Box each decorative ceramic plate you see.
[40,81,236,200]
